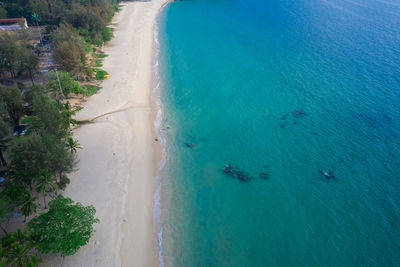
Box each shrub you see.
[95,70,108,80]
[94,59,103,67]
[47,71,83,96]
[66,7,106,45]
[83,85,100,96]
[51,24,86,75]
[57,175,70,190]
[101,27,113,43]
[95,52,108,59]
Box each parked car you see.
[0,170,7,186]
[13,125,28,136]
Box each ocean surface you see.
[155,0,400,266]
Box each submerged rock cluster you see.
[185,143,195,148]
[259,172,270,180]
[223,164,252,182]
[292,109,306,118]
[222,164,272,183]
[280,109,307,129]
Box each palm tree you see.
[2,229,41,267]
[7,243,32,267]
[35,170,57,209]
[25,254,42,267]
[0,197,13,234]
[0,137,10,166]
[20,194,38,222]
[0,111,11,167]
[66,136,81,153]
[60,100,79,126]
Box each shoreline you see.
[151,14,168,267]
[44,1,171,266]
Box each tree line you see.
[0,0,118,81]
[0,0,120,266]
[0,32,39,84]
[0,0,118,46]
[0,82,99,266]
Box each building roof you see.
[0,25,24,30]
[0,18,27,23]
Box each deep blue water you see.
[156,0,400,266]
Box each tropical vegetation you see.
[0,0,119,265]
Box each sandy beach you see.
[44,1,169,266]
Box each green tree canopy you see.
[9,133,76,187]
[0,100,12,166]
[0,33,39,80]
[23,94,80,139]
[0,195,14,234]
[66,6,105,45]
[27,195,99,257]
[53,41,87,75]
[51,23,86,75]
[18,48,39,86]
[19,192,38,222]
[0,34,20,77]
[46,71,84,97]
[35,170,57,209]
[29,0,67,25]
[0,229,42,267]
[23,94,70,139]
[0,182,30,208]
[0,84,24,126]
[0,6,7,18]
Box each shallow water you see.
[156,0,400,266]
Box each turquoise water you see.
[156,0,400,266]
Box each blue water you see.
[156,0,400,266]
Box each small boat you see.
[318,169,335,179]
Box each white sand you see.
[44,1,170,266]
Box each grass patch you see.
[93,53,107,68]
[102,27,114,43]
[83,85,101,96]
[94,52,108,59]
[94,59,103,67]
